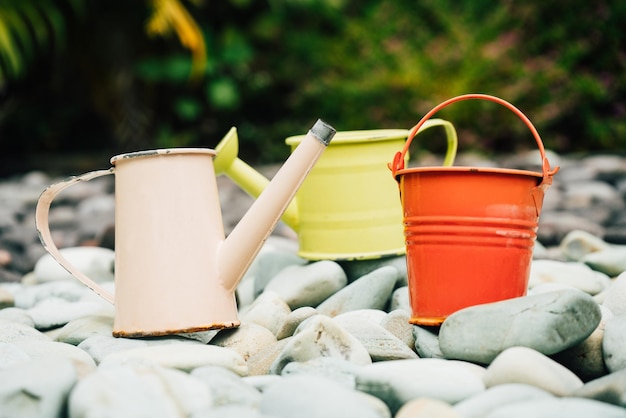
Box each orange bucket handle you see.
[390,94,559,184]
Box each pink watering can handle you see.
[390,94,560,183]
[35,169,116,304]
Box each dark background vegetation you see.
[0,0,625,177]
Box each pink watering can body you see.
[35,120,336,338]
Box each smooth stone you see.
[264,260,347,309]
[274,306,318,340]
[396,398,462,418]
[27,298,113,330]
[190,365,262,408]
[269,315,371,375]
[338,255,407,285]
[563,181,623,211]
[242,375,282,392]
[551,304,611,381]
[239,290,291,336]
[316,266,399,317]
[602,314,626,372]
[236,275,257,308]
[334,308,387,324]
[192,405,270,418]
[280,356,360,389]
[99,343,249,376]
[246,338,291,376]
[560,229,613,261]
[77,334,149,364]
[0,342,30,369]
[69,362,212,417]
[13,280,89,309]
[412,325,444,359]
[439,289,602,364]
[573,368,626,407]
[538,211,605,246]
[52,314,114,345]
[380,309,415,350]
[355,358,486,413]
[0,318,50,343]
[0,285,14,308]
[582,248,626,277]
[33,246,115,283]
[333,313,418,361]
[12,339,97,379]
[454,383,554,418]
[390,286,410,312]
[603,270,626,316]
[484,347,584,395]
[252,250,307,297]
[210,323,277,361]
[484,397,626,418]
[260,375,385,418]
[532,240,549,259]
[0,357,77,418]
[528,260,611,295]
[0,307,35,327]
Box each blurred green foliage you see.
[0,0,625,174]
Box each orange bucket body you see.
[390,94,558,326]
[399,167,546,325]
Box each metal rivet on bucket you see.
[390,94,560,326]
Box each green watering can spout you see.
[213,127,301,231]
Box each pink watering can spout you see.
[218,119,336,291]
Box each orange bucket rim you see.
[389,94,560,184]
[394,165,545,180]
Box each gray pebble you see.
[380,309,415,349]
[528,260,611,295]
[274,306,318,340]
[390,286,410,312]
[99,343,249,376]
[333,312,417,361]
[211,323,277,361]
[69,362,212,418]
[316,266,398,317]
[412,325,444,358]
[33,246,114,283]
[240,290,291,336]
[454,383,554,418]
[280,356,360,389]
[573,368,626,407]
[603,271,626,316]
[484,397,626,418]
[269,315,371,374]
[602,314,626,373]
[0,318,50,343]
[264,260,347,309]
[439,289,601,364]
[260,375,385,418]
[483,346,584,395]
[0,357,76,418]
[191,365,262,408]
[355,358,485,413]
[52,314,114,345]
[0,307,35,327]
[582,248,626,277]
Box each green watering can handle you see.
[390,94,560,184]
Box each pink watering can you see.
[35,120,336,338]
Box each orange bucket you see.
[389,94,559,326]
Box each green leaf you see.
[206,77,239,110]
[173,97,202,121]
